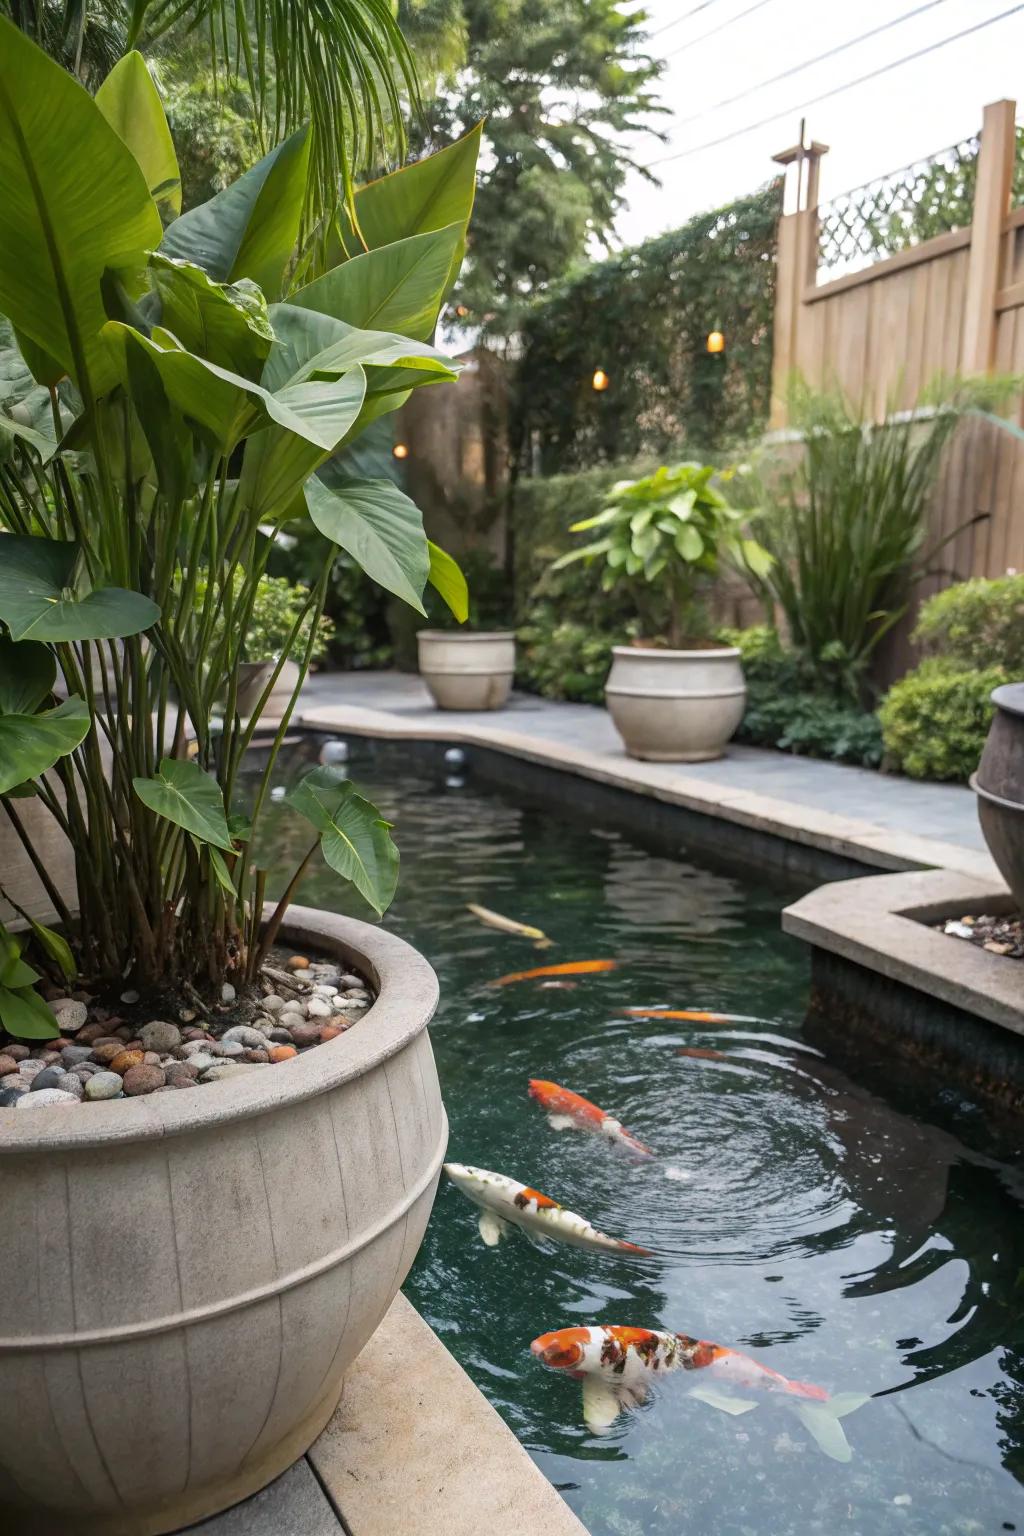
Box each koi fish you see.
[443,1163,651,1255]
[623,1008,762,1024]
[676,1047,726,1061]
[528,1079,654,1158]
[530,1326,868,1459]
[539,980,577,990]
[489,959,618,988]
[467,903,553,949]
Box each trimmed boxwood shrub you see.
[913,572,1024,671]
[878,659,1007,781]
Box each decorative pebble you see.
[91,1041,126,1064]
[109,1049,144,1076]
[164,1062,200,1086]
[139,1020,182,1053]
[201,1063,255,1082]
[338,974,363,989]
[17,1060,45,1079]
[269,1027,294,1044]
[320,1023,348,1041]
[84,1075,122,1099]
[221,1025,267,1049]
[289,1023,322,1048]
[287,955,310,970]
[262,994,286,1014]
[0,1087,25,1106]
[59,1073,84,1100]
[312,984,339,999]
[51,999,88,1032]
[122,1065,166,1096]
[186,1052,216,1073]
[4,1044,29,1062]
[120,989,140,1005]
[220,983,236,1004]
[209,1039,245,1058]
[243,1048,270,1063]
[30,1067,67,1093]
[268,1045,297,1063]
[61,1046,94,1068]
[16,1088,78,1108]
[304,998,331,1020]
[0,1054,18,1078]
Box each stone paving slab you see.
[299,672,994,878]
[185,1458,342,1534]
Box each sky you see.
[616,0,1024,244]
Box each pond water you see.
[259,739,1024,1536]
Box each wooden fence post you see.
[962,99,1017,375]
[770,134,828,427]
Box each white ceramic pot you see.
[0,906,446,1536]
[267,658,302,715]
[604,645,746,762]
[417,630,515,711]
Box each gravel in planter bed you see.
[936,912,1024,960]
[0,953,376,1110]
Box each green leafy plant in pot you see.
[0,24,478,1533]
[552,462,770,760]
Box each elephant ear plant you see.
[0,21,479,1040]
[553,462,771,647]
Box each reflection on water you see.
[256,741,1024,1536]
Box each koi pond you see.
[261,738,1024,1536]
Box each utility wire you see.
[664,0,775,57]
[648,3,1024,166]
[665,0,955,122]
[652,0,724,39]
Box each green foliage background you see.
[512,180,781,475]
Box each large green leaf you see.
[0,17,162,398]
[336,124,481,296]
[150,254,274,378]
[0,535,159,642]
[0,697,90,796]
[159,127,311,301]
[427,541,469,623]
[264,305,456,392]
[306,472,429,612]
[132,758,234,850]
[0,985,59,1040]
[286,766,398,916]
[236,368,368,520]
[95,51,181,216]
[0,636,56,715]
[292,224,464,342]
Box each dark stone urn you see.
[972,682,1024,908]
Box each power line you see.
[647,3,1024,167]
[665,0,775,58]
[665,0,954,124]
[652,0,724,39]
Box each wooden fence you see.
[771,102,1024,675]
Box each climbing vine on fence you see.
[511,179,782,475]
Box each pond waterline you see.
[254,738,1024,1536]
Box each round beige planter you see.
[267,657,302,715]
[0,906,446,1536]
[604,644,746,762]
[417,630,515,711]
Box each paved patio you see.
[300,671,991,874]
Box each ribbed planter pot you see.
[604,645,747,762]
[0,906,446,1536]
[417,630,516,711]
[972,681,1024,909]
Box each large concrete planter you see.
[605,644,746,762]
[417,630,515,711]
[973,681,1024,908]
[0,906,446,1536]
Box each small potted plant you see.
[553,463,771,760]
[199,572,336,716]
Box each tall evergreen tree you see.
[400,0,664,336]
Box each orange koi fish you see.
[623,1008,761,1024]
[530,1325,868,1458]
[528,1079,654,1158]
[489,959,618,988]
[444,1163,651,1255]
[676,1047,726,1062]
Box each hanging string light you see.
[706,330,725,354]
[591,368,610,392]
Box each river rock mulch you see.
[936,912,1024,960]
[0,953,375,1110]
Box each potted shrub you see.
[0,27,477,1534]
[198,572,336,717]
[553,463,771,760]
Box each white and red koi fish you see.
[528,1079,654,1158]
[530,1325,868,1460]
[466,903,553,949]
[443,1163,651,1255]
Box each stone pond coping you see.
[783,868,1022,1038]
